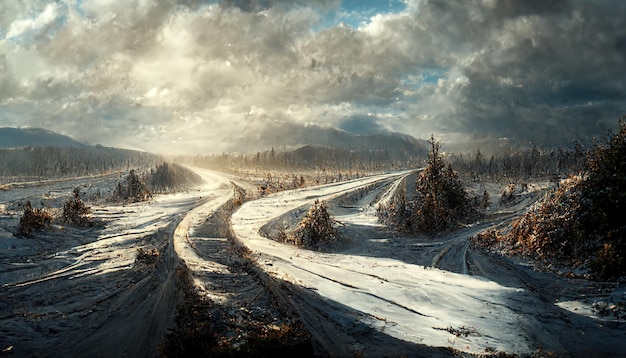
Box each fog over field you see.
[1,0,625,153]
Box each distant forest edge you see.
[0,123,609,182]
[180,142,587,183]
[1,142,590,184]
[0,146,162,183]
[179,145,427,174]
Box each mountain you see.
[256,123,429,158]
[0,127,88,149]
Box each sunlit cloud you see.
[0,0,624,154]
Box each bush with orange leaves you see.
[474,118,626,280]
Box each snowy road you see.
[0,168,242,356]
[1,169,624,356]
[232,173,626,356]
[232,172,532,355]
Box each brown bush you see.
[19,201,52,235]
[62,188,92,226]
[287,200,342,251]
[474,118,626,280]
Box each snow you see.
[3,168,624,355]
[0,167,254,356]
[171,168,238,299]
[232,172,533,355]
[555,300,598,319]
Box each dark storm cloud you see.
[448,0,626,144]
[491,0,572,17]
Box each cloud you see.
[220,0,340,12]
[0,0,624,154]
[5,2,61,40]
[338,113,387,135]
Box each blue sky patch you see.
[316,0,407,29]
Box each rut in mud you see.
[0,211,184,357]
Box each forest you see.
[180,145,426,174]
[449,143,587,182]
[0,145,162,183]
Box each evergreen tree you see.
[113,169,150,202]
[289,200,341,251]
[62,188,91,226]
[411,136,483,232]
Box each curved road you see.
[2,169,623,356]
[231,172,626,356]
[0,168,242,357]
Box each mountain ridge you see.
[256,123,429,157]
[0,127,88,149]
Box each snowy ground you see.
[0,169,237,356]
[1,169,624,357]
[232,172,626,356]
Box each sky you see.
[0,0,625,154]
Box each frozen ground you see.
[232,172,626,356]
[1,169,624,357]
[0,169,243,356]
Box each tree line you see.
[179,145,426,174]
[0,145,162,182]
[449,143,587,182]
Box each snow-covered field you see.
[1,169,624,356]
[232,172,626,356]
[0,168,242,356]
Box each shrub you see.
[231,182,247,207]
[499,183,519,206]
[62,188,92,226]
[19,201,52,235]
[287,200,341,251]
[113,169,151,203]
[475,118,626,280]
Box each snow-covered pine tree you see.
[289,200,341,250]
[411,135,482,232]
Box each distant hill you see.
[0,127,87,149]
[257,123,429,158]
[0,128,163,180]
[182,123,430,171]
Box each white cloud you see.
[5,2,60,40]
